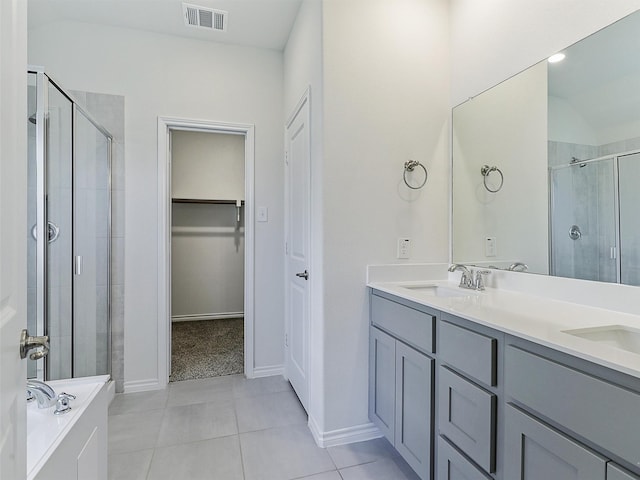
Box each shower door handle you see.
[20,329,50,360]
[74,256,83,275]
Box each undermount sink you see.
[563,325,640,355]
[400,284,477,298]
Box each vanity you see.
[368,274,640,480]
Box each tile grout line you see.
[234,392,247,480]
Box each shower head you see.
[28,114,36,125]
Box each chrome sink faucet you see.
[26,379,57,409]
[448,264,491,291]
[448,264,472,288]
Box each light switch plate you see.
[257,206,268,222]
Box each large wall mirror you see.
[452,9,640,286]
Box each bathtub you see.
[27,375,109,480]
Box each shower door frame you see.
[29,68,113,380]
[547,151,640,284]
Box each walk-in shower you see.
[550,151,640,285]
[28,69,112,381]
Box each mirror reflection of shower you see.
[549,151,640,286]
[28,69,112,381]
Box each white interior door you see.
[285,93,311,412]
[0,0,28,477]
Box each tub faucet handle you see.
[54,392,76,416]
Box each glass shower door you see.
[618,152,640,286]
[73,109,111,377]
[45,81,74,380]
[550,159,618,283]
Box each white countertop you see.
[368,278,640,380]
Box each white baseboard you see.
[308,415,383,448]
[248,364,284,379]
[123,378,163,393]
[172,312,244,322]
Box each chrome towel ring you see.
[480,165,504,193]
[403,160,428,190]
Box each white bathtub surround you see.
[368,264,640,380]
[27,374,109,480]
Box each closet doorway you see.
[157,118,255,385]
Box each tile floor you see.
[108,375,420,480]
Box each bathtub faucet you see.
[26,379,57,409]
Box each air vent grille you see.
[182,3,227,31]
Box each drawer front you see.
[371,294,435,354]
[437,435,492,480]
[504,404,606,480]
[506,345,640,468]
[438,366,496,473]
[439,320,496,386]
[608,464,640,480]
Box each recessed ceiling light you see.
[548,53,566,63]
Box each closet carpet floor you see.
[170,318,244,382]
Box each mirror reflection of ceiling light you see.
[548,53,566,63]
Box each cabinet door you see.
[608,464,640,480]
[504,404,606,480]
[369,327,396,443]
[395,341,433,480]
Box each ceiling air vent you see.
[182,3,227,31]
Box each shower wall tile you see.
[111,237,125,285]
[112,143,125,192]
[112,189,125,237]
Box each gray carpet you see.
[170,318,244,382]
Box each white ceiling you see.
[548,10,640,138]
[28,0,303,51]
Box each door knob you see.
[295,270,309,280]
[19,329,50,360]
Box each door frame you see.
[157,117,255,384]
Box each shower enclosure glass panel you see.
[550,159,617,283]
[619,152,640,286]
[46,80,74,380]
[27,70,112,381]
[74,110,111,377]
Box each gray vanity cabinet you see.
[369,292,437,480]
[504,404,606,480]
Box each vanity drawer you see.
[438,366,496,473]
[439,320,497,386]
[506,345,640,469]
[371,294,435,354]
[437,435,492,480]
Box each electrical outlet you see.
[485,237,497,257]
[397,238,411,259]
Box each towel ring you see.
[480,165,503,193]
[403,160,428,190]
